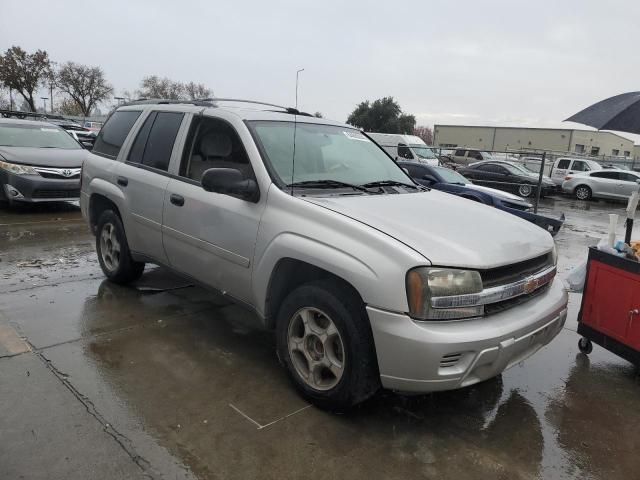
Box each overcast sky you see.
[2,0,639,141]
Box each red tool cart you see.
[577,247,640,365]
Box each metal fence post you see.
[533,152,546,214]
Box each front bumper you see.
[368,278,567,393]
[1,170,80,203]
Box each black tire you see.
[518,183,534,198]
[578,337,593,354]
[96,209,145,284]
[575,185,592,201]
[276,279,380,411]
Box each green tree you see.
[0,46,51,112]
[346,97,415,134]
[55,62,113,116]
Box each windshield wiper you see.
[286,180,375,194]
[362,180,420,190]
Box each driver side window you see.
[179,117,253,182]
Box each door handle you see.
[628,309,639,328]
[116,176,128,187]
[170,194,185,207]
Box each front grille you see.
[484,283,550,315]
[37,171,80,179]
[31,189,80,199]
[479,253,552,289]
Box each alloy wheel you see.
[287,307,345,391]
[99,222,121,272]
[518,184,533,197]
[576,187,590,200]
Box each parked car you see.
[549,157,601,186]
[81,99,568,410]
[47,119,98,150]
[562,169,640,200]
[398,161,565,235]
[449,148,498,166]
[367,133,439,165]
[83,121,104,133]
[458,160,556,198]
[0,118,86,205]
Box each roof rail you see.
[123,98,215,107]
[200,98,313,116]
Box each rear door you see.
[589,171,621,199]
[117,110,186,263]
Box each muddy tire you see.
[575,185,592,201]
[96,210,145,284]
[276,280,380,411]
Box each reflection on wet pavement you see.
[2,197,640,479]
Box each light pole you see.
[41,97,48,114]
[295,68,304,110]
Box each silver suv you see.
[81,99,568,410]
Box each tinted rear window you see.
[92,111,142,159]
[591,171,620,180]
[139,112,184,171]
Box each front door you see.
[162,115,265,303]
[118,110,186,263]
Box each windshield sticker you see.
[40,128,60,132]
[343,131,369,141]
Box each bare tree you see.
[413,125,434,145]
[137,76,185,100]
[57,96,84,116]
[184,82,212,100]
[0,46,51,112]
[55,62,113,116]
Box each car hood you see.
[304,190,553,269]
[464,184,532,206]
[0,146,87,167]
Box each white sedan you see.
[562,169,640,200]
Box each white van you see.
[549,157,602,185]
[367,133,439,166]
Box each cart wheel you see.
[578,337,593,354]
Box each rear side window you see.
[454,149,466,156]
[127,111,184,172]
[572,161,588,172]
[591,171,620,180]
[556,159,570,169]
[92,110,142,159]
[619,173,639,182]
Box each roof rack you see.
[0,109,68,121]
[121,97,314,116]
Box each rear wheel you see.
[575,185,592,201]
[518,183,533,197]
[96,210,145,284]
[276,280,380,410]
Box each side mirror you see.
[201,168,259,201]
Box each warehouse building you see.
[433,125,636,158]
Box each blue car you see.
[399,161,564,236]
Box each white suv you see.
[81,99,568,410]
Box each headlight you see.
[406,267,484,320]
[0,160,38,175]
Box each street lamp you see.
[41,97,48,114]
[295,68,304,110]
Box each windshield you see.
[250,121,412,187]
[0,124,82,149]
[411,145,437,159]
[433,166,470,184]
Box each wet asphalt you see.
[1,197,639,480]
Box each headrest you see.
[200,132,232,157]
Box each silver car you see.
[562,169,640,200]
[80,99,568,410]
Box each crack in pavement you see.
[28,340,160,480]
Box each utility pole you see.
[50,82,54,114]
[295,68,304,110]
[9,87,13,111]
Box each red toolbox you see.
[577,247,640,364]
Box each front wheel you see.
[276,280,380,411]
[96,209,145,284]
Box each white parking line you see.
[228,403,312,430]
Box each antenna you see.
[291,68,304,194]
